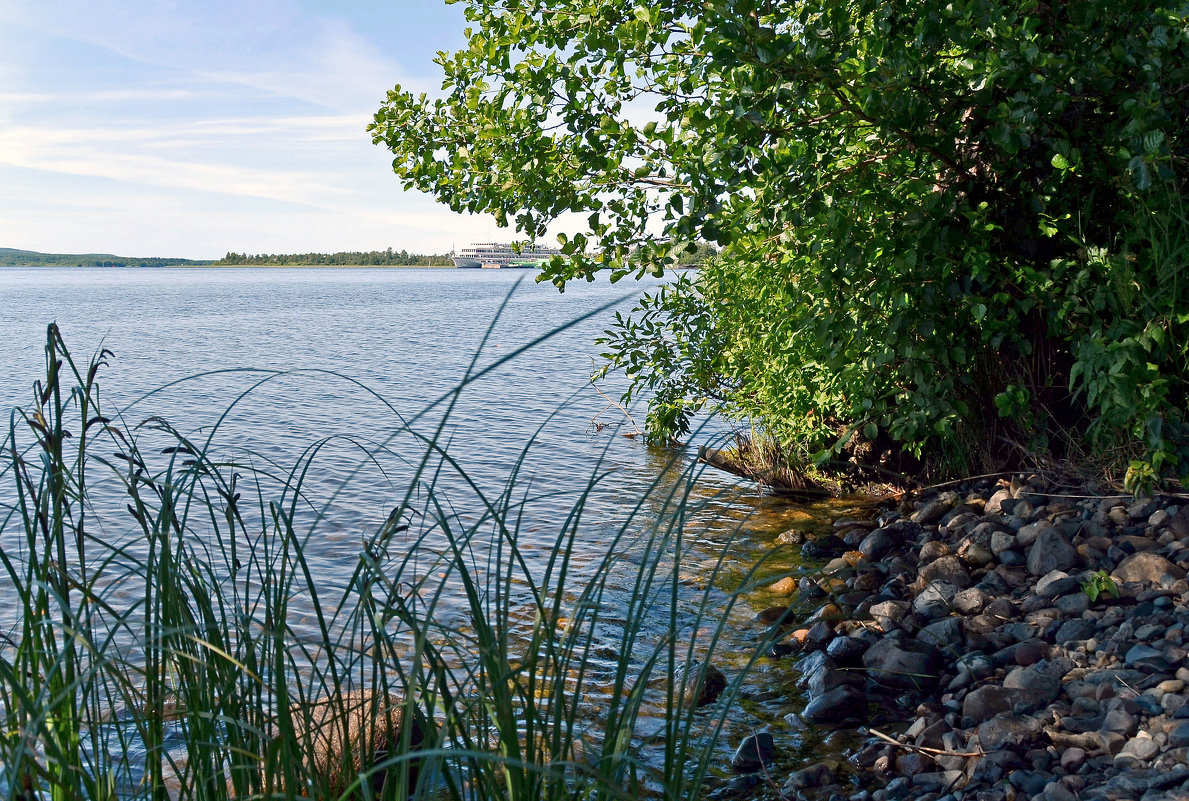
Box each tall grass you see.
[0,322,775,800]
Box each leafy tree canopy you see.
[373,0,1189,488]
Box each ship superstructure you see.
[451,243,564,268]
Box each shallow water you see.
[0,266,874,789]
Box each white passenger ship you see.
[451,242,564,268]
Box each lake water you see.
[0,266,871,785]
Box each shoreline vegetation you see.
[0,325,761,801]
[372,0,1188,495]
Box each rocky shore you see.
[726,474,1189,801]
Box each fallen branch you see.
[587,371,643,437]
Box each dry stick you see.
[867,728,984,759]
[589,381,643,437]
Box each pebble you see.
[758,479,1189,801]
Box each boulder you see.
[801,535,848,560]
[862,637,942,691]
[1168,508,1189,539]
[731,732,776,772]
[962,685,1037,724]
[857,527,896,561]
[911,496,954,525]
[280,690,425,797]
[1026,527,1078,576]
[986,488,1012,515]
[975,713,1044,750]
[1112,551,1186,584]
[802,685,867,723]
[1002,664,1061,707]
[918,555,972,589]
[913,581,959,619]
[1035,570,1079,598]
[674,660,727,707]
[952,587,990,615]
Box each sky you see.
[0,0,522,259]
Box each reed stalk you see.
[0,321,771,800]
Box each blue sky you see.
[0,1,518,258]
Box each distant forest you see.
[216,249,453,266]
[0,248,213,267]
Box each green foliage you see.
[215,248,453,266]
[1080,569,1120,603]
[1,325,764,800]
[0,247,212,267]
[373,1,1189,480]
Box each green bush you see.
[373,0,1188,483]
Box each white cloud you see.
[0,0,501,257]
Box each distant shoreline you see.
[0,263,458,269]
[0,247,454,269]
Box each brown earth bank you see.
[707,472,1189,801]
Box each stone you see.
[284,690,425,797]
[1042,782,1078,801]
[1125,643,1170,670]
[917,617,964,652]
[862,637,943,691]
[858,528,897,561]
[976,713,1044,750]
[826,635,869,664]
[1054,592,1092,616]
[1169,721,1189,748]
[913,581,960,619]
[986,488,1012,515]
[1012,640,1051,666]
[674,660,727,707]
[962,685,1037,724]
[1027,527,1078,576]
[1000,665,1060,708]
[755,606,797,628]
[804,657,861,699]
[998,549,1026,567]
[793,651,832,688]
[776,528,805,545]
[768,576,798,595]
[1008,770,1049,796]
[783,762,835,792]
[805,620,834,647]
[1017,520,1054,548]
[1114,735,1159,766]
[957,540,995,568]
[1112,552,1186,584]
[1059,747,1086,772]
[952,587,989,615]
[990,530,1017,555]
[919,555,972,588]
[912,497,954,525]
[1054,619,1097,644]
[1169,509,1189,539]
[1035,570,1080,598]
[869,600,910,631]
[1126,497,1159,520]
[918,540,951,563]
[731,732,776,772]
[1100,708,1139,738]
[802,534,848,560]
[912,771,965,790]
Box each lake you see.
[0,266,868,787]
